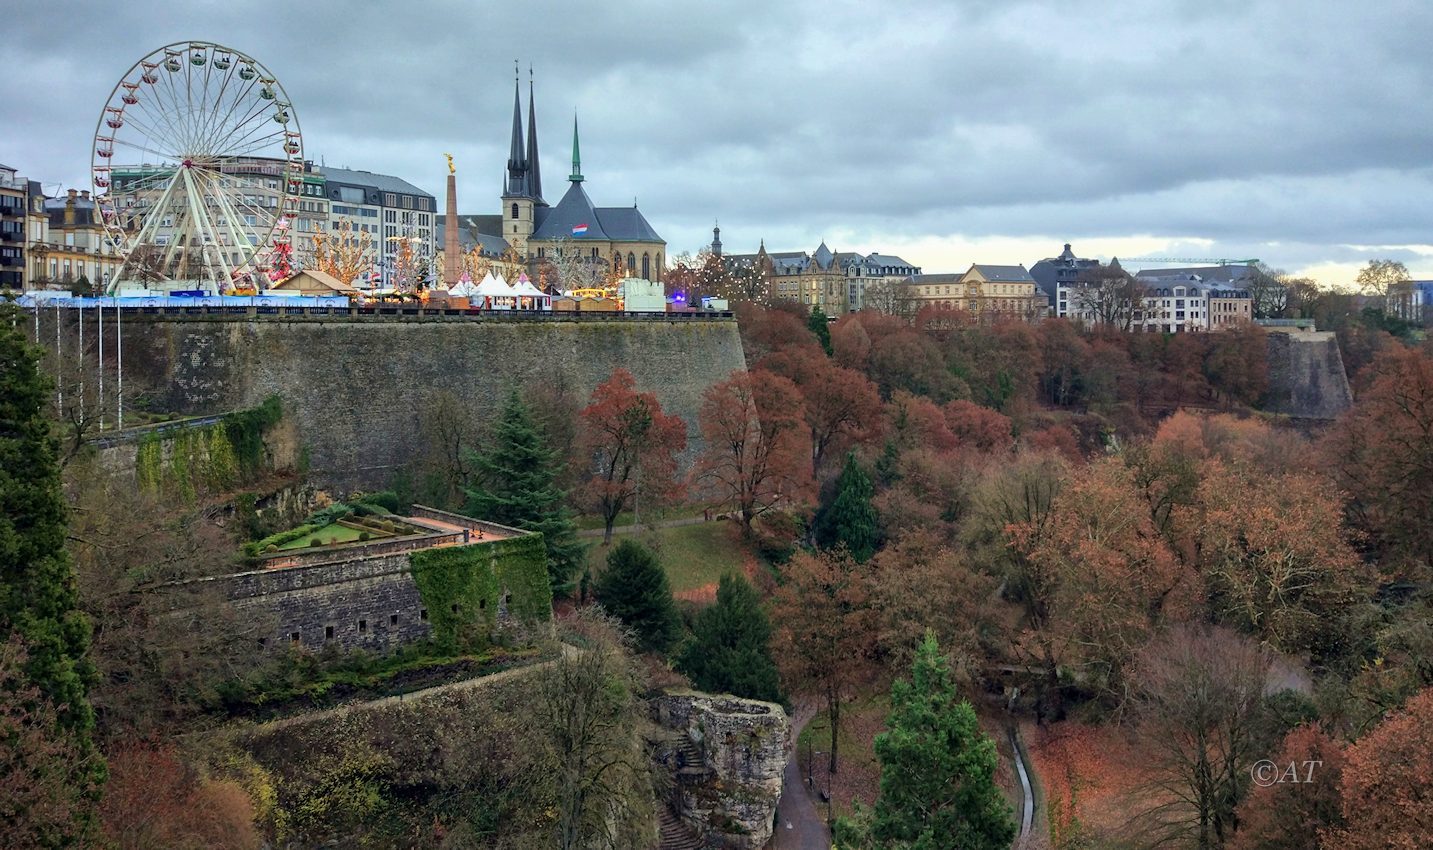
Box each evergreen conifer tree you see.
[0,302,103,826]
[465,389,584,594]
[593,539,681,654]
[807,304,832,355]
[870,632,1015,850]
[677,574,782,703]
[815,451,880,561]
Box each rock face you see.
[652,692,789,850]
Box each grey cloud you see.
[1,0,1429,279]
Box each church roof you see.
[594,206,663,242]
[532,182,610,240]
[531,183,664,243]
[813,241,834,269]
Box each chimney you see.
[67,188,77,200]
[80,190,90,201]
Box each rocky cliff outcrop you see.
[652,691,789,850]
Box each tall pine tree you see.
[815,451,880,561]
[870,632,1015,850]
[593,539,681,655]
[677,574,782,703]
[465,389,584,594]
[807,304,832,355]
[0,302,104,836]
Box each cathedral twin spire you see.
[505,65,545,205]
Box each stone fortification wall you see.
[119,313,747,493]
[180,520,544,655]
[1264,330,1353,420]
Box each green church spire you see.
[570,113,583,183]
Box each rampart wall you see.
[1263,330,1353,420]
[119,313,747,493]
[179,514,545,654]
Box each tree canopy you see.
[593,540,681,655]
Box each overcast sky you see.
[5,0,1430,284]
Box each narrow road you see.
[577,515,711,539]
[253,644,578,733]
[771,702,830,850]
[1010,728,1035,847]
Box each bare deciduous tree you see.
[1130,625,1271,850]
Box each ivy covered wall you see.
[130,396,283,499]
[408,533,552,651]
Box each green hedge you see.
[408,534,552,651]
[253,522,325,552]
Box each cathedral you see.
[483,73,666,284]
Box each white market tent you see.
[511,273,551,310]
[448,272,481,299]
[474,272,517,309]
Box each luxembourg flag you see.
[571,223,589,236]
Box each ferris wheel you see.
[92,41,303,293]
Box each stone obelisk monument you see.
[442,154,460,288]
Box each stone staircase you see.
[672,734,707,776]
[657,805,704,850]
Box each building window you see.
[390,613,398,626]
[384,193,397,206]
[358,619,367,633]
[325,625,334,640]
[627,252,636,274]
[511,203,519,219]
[290,631,300,645]
[420,608,428,621]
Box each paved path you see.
[577,515,712,539]
[771,702,830,850]
[1011,727,1035,847]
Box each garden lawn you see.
[586,520,751,594]
[276,522,370,550]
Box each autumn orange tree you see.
[1322,344,1433,580]
[1197,460,1369,656]
[759,346,883,476]
[871,531,998,682]
[1228,724,1346,850]
[576,369,687,544]
[1332,686,1433,849]
[694,371,812,534]
[1014,456,1193,706]
[961,450,1069,720]
[100,744,258,849]
[770,550,878,773]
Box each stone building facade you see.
[899,263,1047,321]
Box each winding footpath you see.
[771,702,831,850]
[1010,727,1035,847]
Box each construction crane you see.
[1124,257,1261,267]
